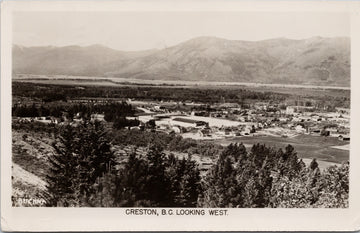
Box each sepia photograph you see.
[2,0,360,231]
[10,10,351,208]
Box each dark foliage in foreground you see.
[46,121,201,207]
[107,147,201,207]
[199,143,348,208]
[46,121,116,206]
[45,121,348,208]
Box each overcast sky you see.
[13,11,350,51]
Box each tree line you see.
[45,120,349,208]
[12,102,135,120]
[13,82,289,104]
[13,82,350,112]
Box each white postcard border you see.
[1,0,360,231]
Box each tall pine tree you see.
[46,121,115,207]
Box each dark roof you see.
[173,118,201,124]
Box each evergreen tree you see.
[170,155,201,207]
[46,121,115,207]
[143,144,170,206]
[315,162,349,208]
[200,145,242,207]
[75,121,116,205]
[310,158,319,170]
[46,124,79,206]
[113,151,149,207]
[278,145,303,179]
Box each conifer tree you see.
[112,151,149,207]
[143,144,170,206]
[75,121,116,204]
[46,124,79,206]
[46,121,115,207]
[200,144,242,207]
[174,156,201,207]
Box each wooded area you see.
[40,121,348,208]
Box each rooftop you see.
[173,118,203,124]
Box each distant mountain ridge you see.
[13,36,350,86]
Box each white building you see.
[286,106,295,115]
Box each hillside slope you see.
[13,36,350,86]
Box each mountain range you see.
[13,36,351,86]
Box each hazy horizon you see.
[13,11,350,51]
[13,35,350,52]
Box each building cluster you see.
[128,101,350,141]
[13,98,350,142]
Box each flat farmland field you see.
[212,134,349,164]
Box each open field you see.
[211,134,349,164]
[302,158,339,171]
[14,74,350,90]
[332,144,350,151]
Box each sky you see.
[13,11,350,51]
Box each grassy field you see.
[212,134,349,164]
